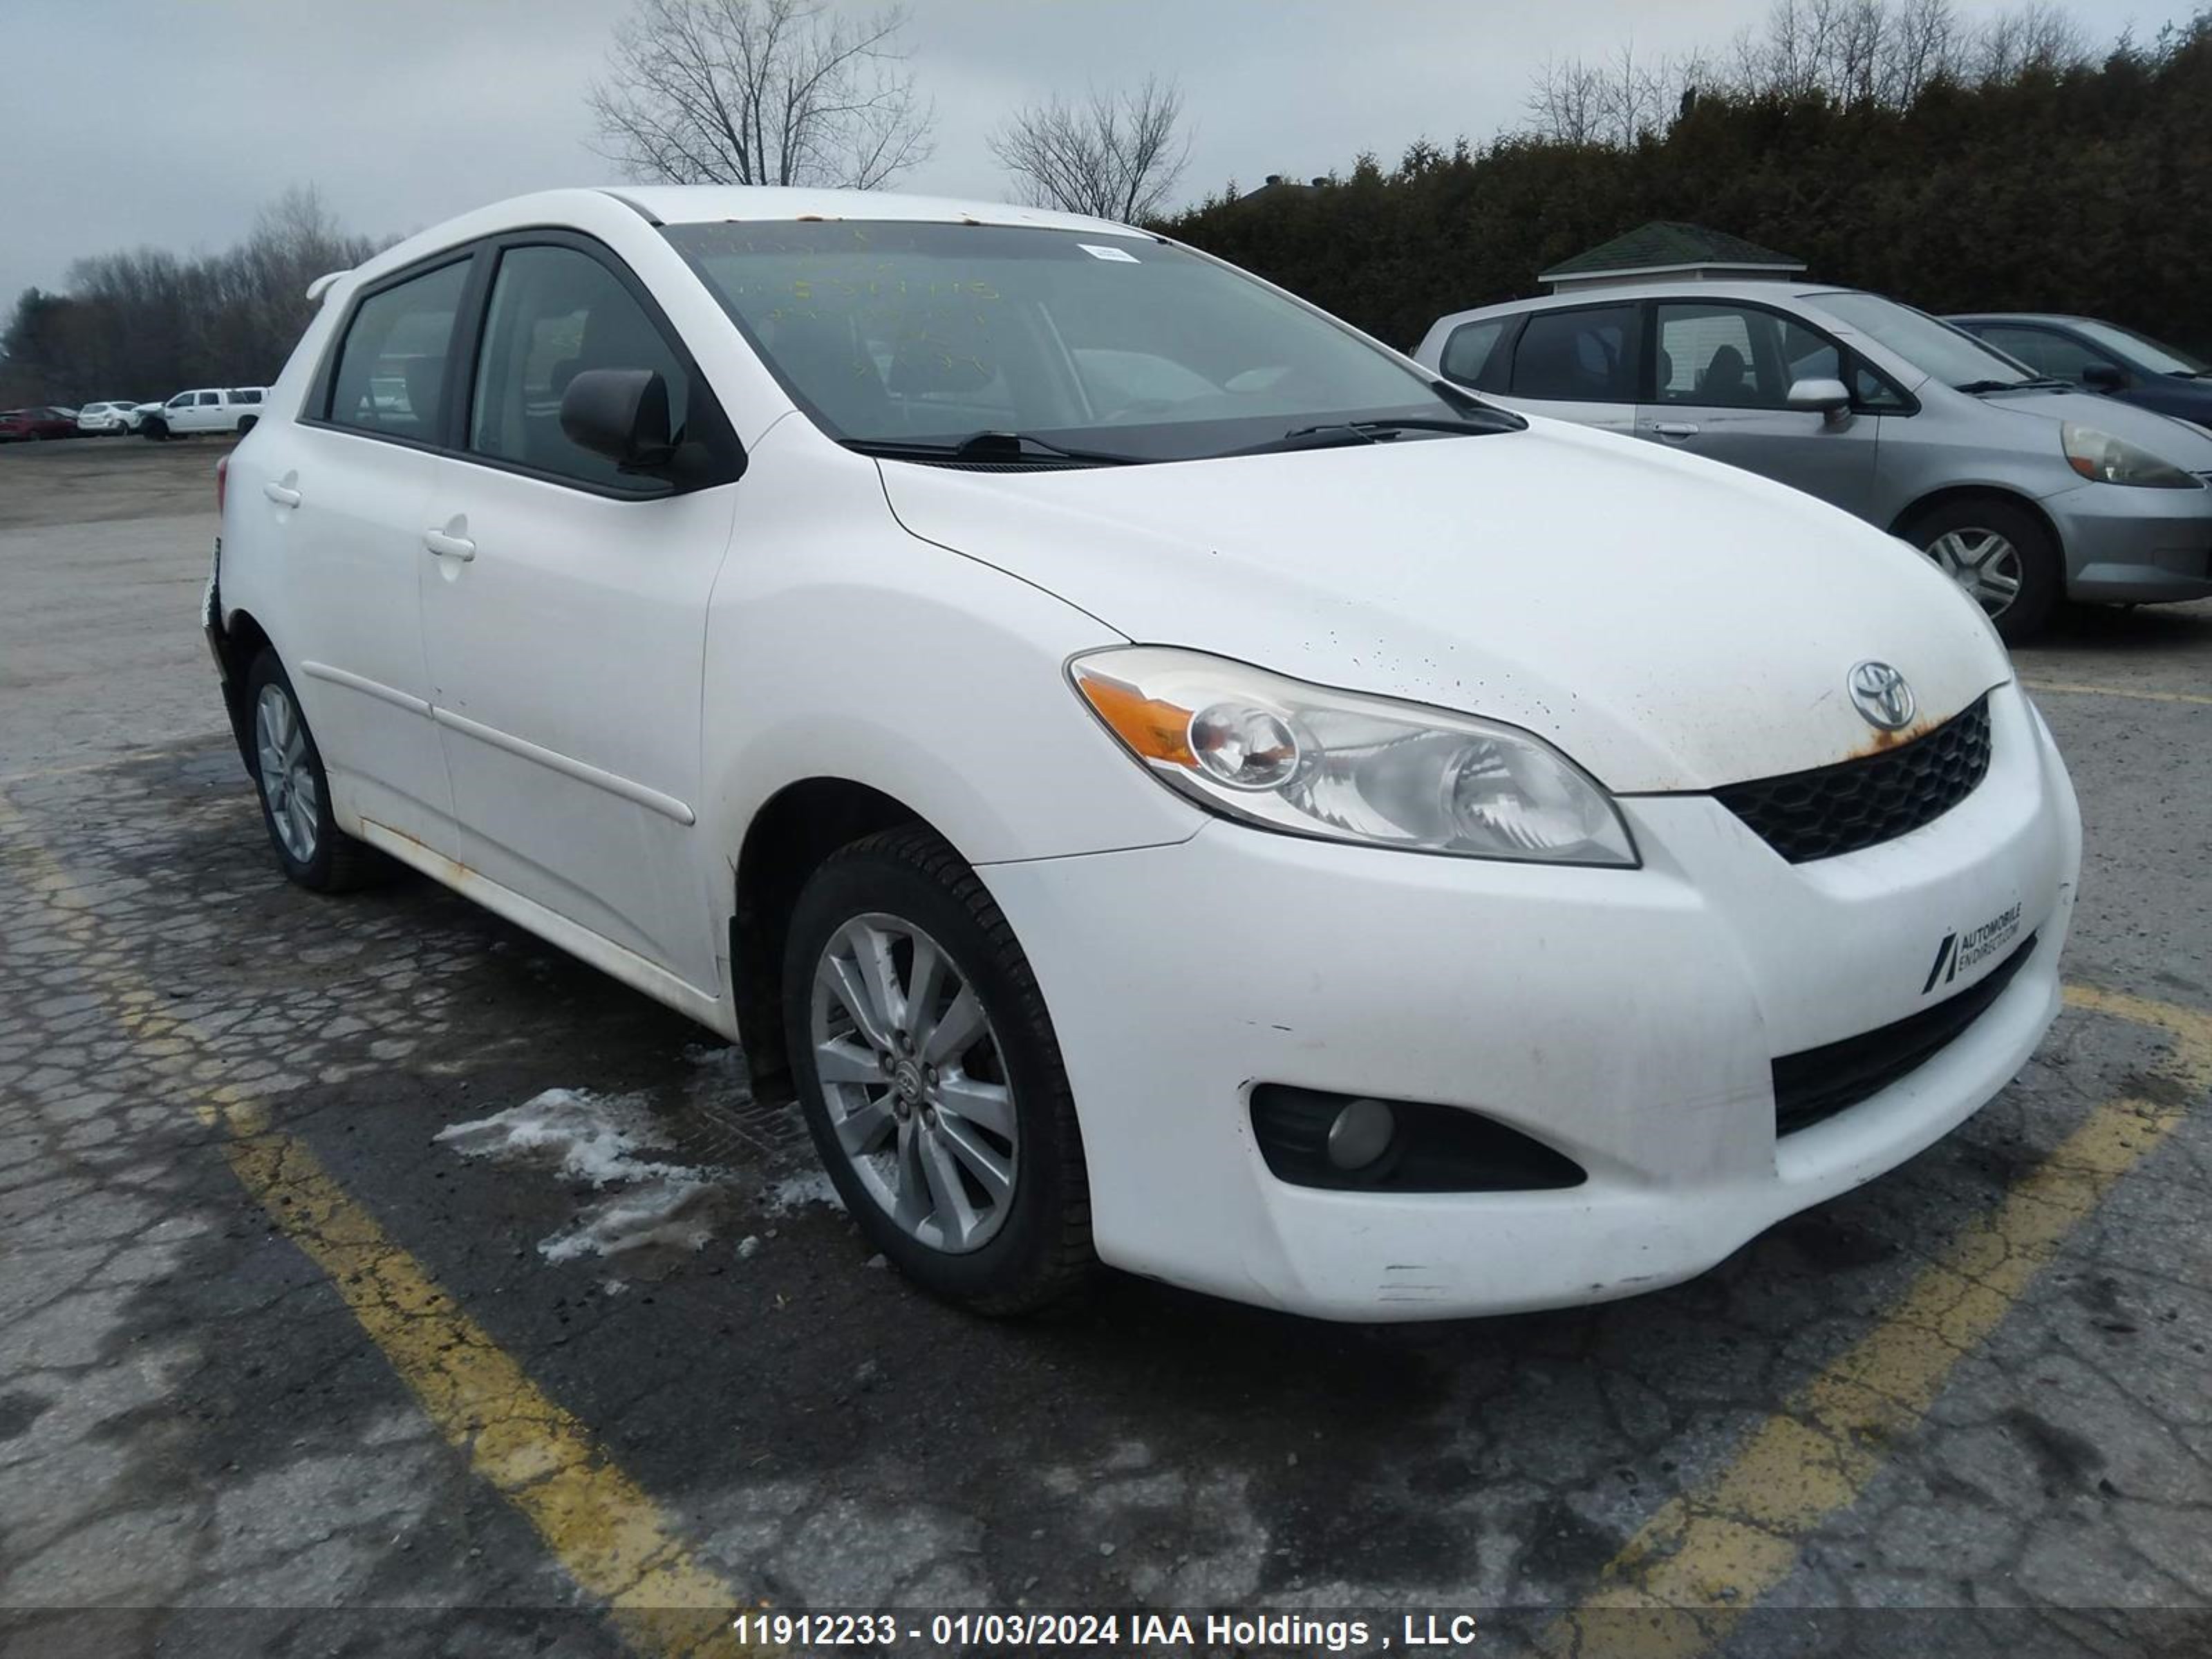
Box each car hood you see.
[877,419,2010,793]
[1968,385,2212,465]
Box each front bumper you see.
[2044,478,2212,602]
[982,684,2080,1321]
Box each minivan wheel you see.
[784,827,1093,1315]
[244,650,381,892]
[1905,498,2060,642]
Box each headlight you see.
[2061,422,2201,487]
[1070,646,1638,866]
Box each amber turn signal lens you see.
[1074,670,1196,767]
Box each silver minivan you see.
[1415,283,2212,639]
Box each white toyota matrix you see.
[205,187,2081,1320]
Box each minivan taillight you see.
[214,453,228,516]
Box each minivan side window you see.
[326,259,471,442]
[1510,306,1638,402]
[467,244,691,490]
[1439,318,1510,388]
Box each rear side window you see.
[1510,306,1638,402]
[196,391,221,406]
[467,244,690,489]
[326,259,471,441]
[1439,319,1510,388]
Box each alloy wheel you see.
[1925,527,2023,616]
[809,912,1018,1254]
[254,683,320,864]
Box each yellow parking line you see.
[2021,678,2212,709]
[1541,982,2211,1658]
[0,793,764,1659]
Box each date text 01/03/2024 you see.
[726,1611,1485,1651]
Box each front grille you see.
[1715,695,1992,863]
[1771,933,2036,1136]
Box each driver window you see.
[469,245,691,489]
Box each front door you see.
[1636,300,1882,517]
[418,237,742,991]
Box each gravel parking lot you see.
[2,437,2209,1658]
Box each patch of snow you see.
[764,1170,846,1215]
[737,1234,762,1260]
[540,1178,722,1264]
[433,1088,684,1187]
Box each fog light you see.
[1325,1097,1396,1171]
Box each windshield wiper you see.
[844,431,1138,467]
[1227,414,1520,458]
[1954,376,2072,394]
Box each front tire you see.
[784,827,1094,1315]
[1905,496,2061,643]
[143,418,168,441]
[244,651,380,892]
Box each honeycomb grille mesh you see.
[1715,695,1993,863]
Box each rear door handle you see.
[1651,421,1700,438]
[263,482,301,507]
[423,529,476,562]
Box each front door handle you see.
[423,529,477,562]
[1651,421,1701,438]
[263,482,301,507]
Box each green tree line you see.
[1161,8,2212,356]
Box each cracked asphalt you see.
[1,438,2208,1658]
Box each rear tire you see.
[783,826,1094,1315]
[244,650,382,893]
[1904,496,2061,644]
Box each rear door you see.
[1636,299,1884,516]
[259,253,476,850]
[1495,302,1641,434]
[415,232,744,991]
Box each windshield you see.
[2072,319,2209,376]
[1814,292,2043,391]
[664,220,1489,463]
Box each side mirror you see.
[2081,362,2128,393]
[1785,377,1853,419]
[560,368,675,471]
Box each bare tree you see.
[1525,54,1610,144]
[1971,1,2089,81]
[988,77,1192,221]
[589,0,932,189]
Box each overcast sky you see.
[6,0,2171,308]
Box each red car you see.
[0,406,79,441]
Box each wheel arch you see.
[216,606,279,776]
[731,776,947,1106]
[1888,484,2062,556]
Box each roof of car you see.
[1945,312,2089,328]
[1434,279,1868,329]
[597,185,1147,239]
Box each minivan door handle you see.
[1651,421,1700,438]
[262,482,302,507]
[423,529,477,562]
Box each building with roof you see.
[1540,222,1806,293]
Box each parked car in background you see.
[0,406,80,441]
[75,400,147,435]
[144,386,269,440]
[1417,284,2212,639]
[1947,313,2212,433]
[206,185,2079,1322]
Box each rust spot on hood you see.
[1844,715,1942,759]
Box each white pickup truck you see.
[142,386,270,439]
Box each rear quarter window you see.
[324,258,471,442]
